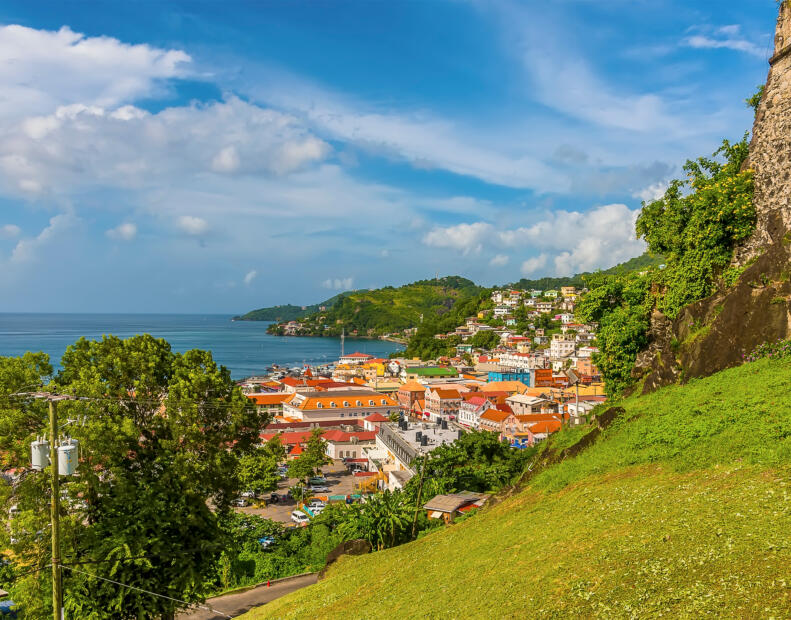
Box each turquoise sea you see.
[0,314,403,379]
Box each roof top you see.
[321,429,377,443]
[364,413,390,422]
[423,492,488,513]
[429,388,461,399]
[247,393,291,405]
[480,408,512,423]
[481,381,529,394]
[408,367,459,376]
[528,420,562,434]
[399,380,427,392]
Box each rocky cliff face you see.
[633,3,791,394]
[736,1,791,265]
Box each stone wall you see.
[737,1,791,264]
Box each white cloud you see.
[521,254,547,275]
[245,78,566,192]
[322,277,354,291]
[0,97,333,198]
[633,181,669,203]
[0,224,21,239]
[489,254,509,267]
[243,269,257,285]
[10,213,77,263]
[0,25,190,120]
[683,25,765,58]
[211,146,240,173]
[423,222,493,255]
[106,222,137,241]
[176,215,209,236]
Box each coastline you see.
[264,331,408,346]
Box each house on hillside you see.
[424,492,489,524]
[478,408,520,439]
[424,387,462,422]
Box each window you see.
[343,401,350,407]
[356,400,362,406]
[330,401,337,408]
[340,413,345,418]
[381,399,387,405]
[317,402,323,408]
[369,400,375,406]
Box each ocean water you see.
[0,314,403,379]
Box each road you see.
[177,573,318,619]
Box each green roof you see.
[409,367,459,376]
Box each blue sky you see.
[0,0,777,313]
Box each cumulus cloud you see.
[489,254,509,267]
[211,146,240,173]
[243,269,257,285]
[106,222,137,241]
[502,203,645,275]
[0,224,21,239]
[0,25,190,120]
[322,277,354,291]
[177,215,209,236]
[0,97,332,198]
[633,181,669,203]
[423,222,493,255]
[10,213,77,263]
[682,25,765,58]
[521,254,547,275]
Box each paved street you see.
[237,460,359,523]
[177,573,318,619]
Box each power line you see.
[59,564,232,618]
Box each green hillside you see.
[267,276,484,338]
[233,292,350,322]
[505,251,665,291]
[244,357,791,618]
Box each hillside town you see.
[240,285,603,501]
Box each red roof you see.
[290,444,304,456]
[259,430,316,445]
[344,352,373,359]
[465,396,488,406]
[364,413,390,422]
[247,393,290,405]
[321,430,377,443]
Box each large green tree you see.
[1,336,264,619]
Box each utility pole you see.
[49,399,62,620]
[411,454,428,538]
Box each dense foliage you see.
[235,292,348,322]
[581,137,756,395]
[267,276,484,339]
[0,338,264,619]
[743,337,791,363]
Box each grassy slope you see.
[244,358,791,618]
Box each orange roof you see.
[399,380,427,393]
[516,413,560,424]
[364,413,390,422]
[528,420,561,434]
[247,393,291,405]
[480,408,511,423]
[290,394,398,410]
[481,381,529,394]
[429,388,461,400]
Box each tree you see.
[237,450,279,495]
[1,336,264,619]
[287,429,330,483]
[337,490,412,550]
[470,330,500,350]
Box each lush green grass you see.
[242,358,791,618]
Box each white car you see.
[308,485,329,493]
[290,510,310,524]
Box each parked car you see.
[232,497,249,507]
[240,490,256,499]
[290,510,310,525]
[308,485,329,493]
[308,476,328,486]
[307,499,326,510]
[257,535,276,549]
